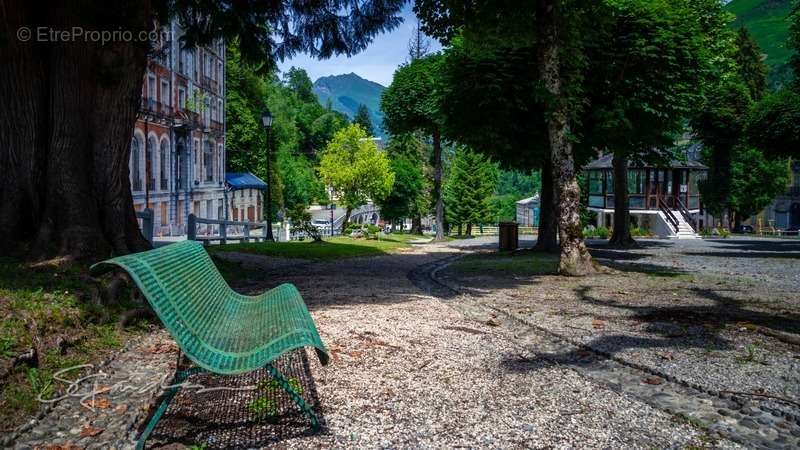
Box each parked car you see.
[785,226,800,236]
[732,224,754,234]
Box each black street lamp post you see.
[261,108,275,241]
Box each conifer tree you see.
[444,148,497,236]
[353,104,375,136]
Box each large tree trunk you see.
[0,0,152,260]
[534,160,559,252]
[608,153,636,247]
[537,0,597,276]
[410,215,422,235]
[432,128,445,241]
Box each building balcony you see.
[140,97,173,118]
[199,75,218,92]
[210,120,224,134]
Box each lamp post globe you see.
[262,108,275,241]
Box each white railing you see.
[187,214,285,244]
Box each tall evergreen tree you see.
[734,27,769,101]
[353,104,375,136]
[444,147,497,236]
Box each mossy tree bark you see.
[537,0,597,276]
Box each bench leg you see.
[264,363,321,429]
[136,366,205,450]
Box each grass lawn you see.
[210,233,419,260]
[448,250,560,276]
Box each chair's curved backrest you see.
[91,241,329,374]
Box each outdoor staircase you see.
[672,213,700,239]
[656,195,700,239]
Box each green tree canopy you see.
[318,124,395,226]
[382,53,447,240]
[378,155,425,225]
[744,7,800,159]
[746,89,800,159]
[729,147,790,224]
[382,54,444,136]
[284,67,316,103]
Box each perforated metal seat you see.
[91,240,329,447]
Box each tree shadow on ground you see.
[219,249,469,308]
[681,251,800,260]
[706,239,800,253]
[499,282,800,374]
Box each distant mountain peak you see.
[312,73,386,137]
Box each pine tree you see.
[408,18,431,61]
[734,27,769,101]
[353,104,374,135]
[444,148,497,236]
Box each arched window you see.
[131,137,142,191]
[160,140,169,190]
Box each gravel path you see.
[7,239,733,449]
[438,236,800,449]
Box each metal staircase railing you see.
[674,197,697,232]
[657,195,680,234]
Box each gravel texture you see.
[439,236,800,448]
[11,236,787,448]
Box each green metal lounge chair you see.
[90,240,329,449]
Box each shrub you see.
[288,204,321,242]
[631,227,653,237]
[584,226,610,239]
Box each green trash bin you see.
[499,222,518,251]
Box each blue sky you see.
[277,4,441,86]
